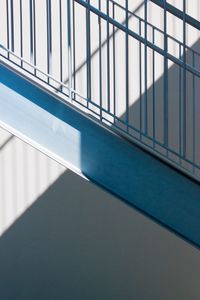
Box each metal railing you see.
[1,0,200,181]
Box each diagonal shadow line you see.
[57,2,200,168]
[61,0,200,89]
[0,135,14,151]
[107,37,200,181]
[0,35,200,300]
[62,0,145,86]
[1,168,200,299]
[0,0,199,240]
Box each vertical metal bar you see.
[152,27,155,148]
[192,51,195,172]
[10,0,14,52]
[86,0,91,105]
[107,0,110,112]
[182,0,186,158]
[72,0,76,99]
[179,43,182,165]
[98,0,102,120]
[125,0,129,131]
[59,0,63,90]
[163,0,168,152]
[30,0,33,62]
[144,0,148,134]
[46,0,52,82]
[112,1,116,124]
[30,0,36,71]
[33,0,36,74]
[67,0,72,100]
[6,0,10,59]
[139,19,142,139]
[20,0,23,67]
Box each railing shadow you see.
[112,37,200,174]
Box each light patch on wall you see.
[0,127,66,236]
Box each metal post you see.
[67,0,72,101]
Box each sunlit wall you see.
[0,126,65,236]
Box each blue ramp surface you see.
[0,62,200,247]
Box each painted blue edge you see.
[1,63,200,248]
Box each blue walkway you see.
[0,62,200,248]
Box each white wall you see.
[0,126,200,299]
[0,126,65,235]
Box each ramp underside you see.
[0,63,200,248]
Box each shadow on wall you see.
[0,126,66,236]
[77,36,200,209]
[62,0,145,86]
[60,0,200,174]
[114,38,200,170]
[0,135,14,151]
[0,169,200,300]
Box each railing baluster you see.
[46,0,52,82]
[182,0,186,158]
[10,0,14,52]
[6,0,10,59]
[106,0,110,112]
[30,0,33,62]
[86,0,91,105]
[144,0,148,134]
[179,43,182,166]
[72,0,76,99]
[98,0,102,120]
[152,27,155,148]
[30,0,36,72]
[125,0,129,131]
[20,0,23,67]
[33,0,36,74]
[67,0,72,101]
[59,0,63,90]
[163,0,168,153]
[112,1,116,124]
[192,52,195,173]
[139,19,142,139]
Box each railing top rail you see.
[150,0,200,31]
[109,0,200,57]
[75,0,200,78]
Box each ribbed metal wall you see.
[0,126,65,236]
